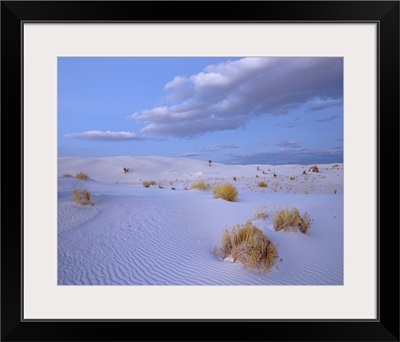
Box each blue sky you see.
[58,57,343,165]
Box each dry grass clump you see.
[75,172,91,181]
[212,183,238,202]
[72,189,94,206]
[257,181,267,188]
[142,180,156,188]
[273,207,313,234]
[220,220,277,271]
[63,173,73,177]
[253,206,268,220]
[190,180,209,190]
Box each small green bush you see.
[213,183,238,202]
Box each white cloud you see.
[308,97,342,111]
[129,57,343,138]
[65,130,142,141]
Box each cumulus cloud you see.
[129,57,343,138]
[65,130,143,141]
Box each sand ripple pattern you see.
[58,192,343,285]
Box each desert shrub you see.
[273,207,313,234]
[190,180,209,190]
[213,183,238,202]
[253,206,268,220]
[72,189,93,206]
[63,173,73,177]
[302,170,307,175]
[233,176,237,181]
[171,187,176,190]
[290,176,295,181]
[258,181,267,188]
[273,172,277,178]
[123,167,130,173]
[75,172,90,181]
[208,159,212,167]
[309,165,319,173]
[219,220,277,271]
[143,180,156,187]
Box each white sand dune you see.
[58,156,343,285]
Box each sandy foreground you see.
[58,156,343,285]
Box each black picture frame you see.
[1,1,399,341]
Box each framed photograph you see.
[2,1,399,341]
